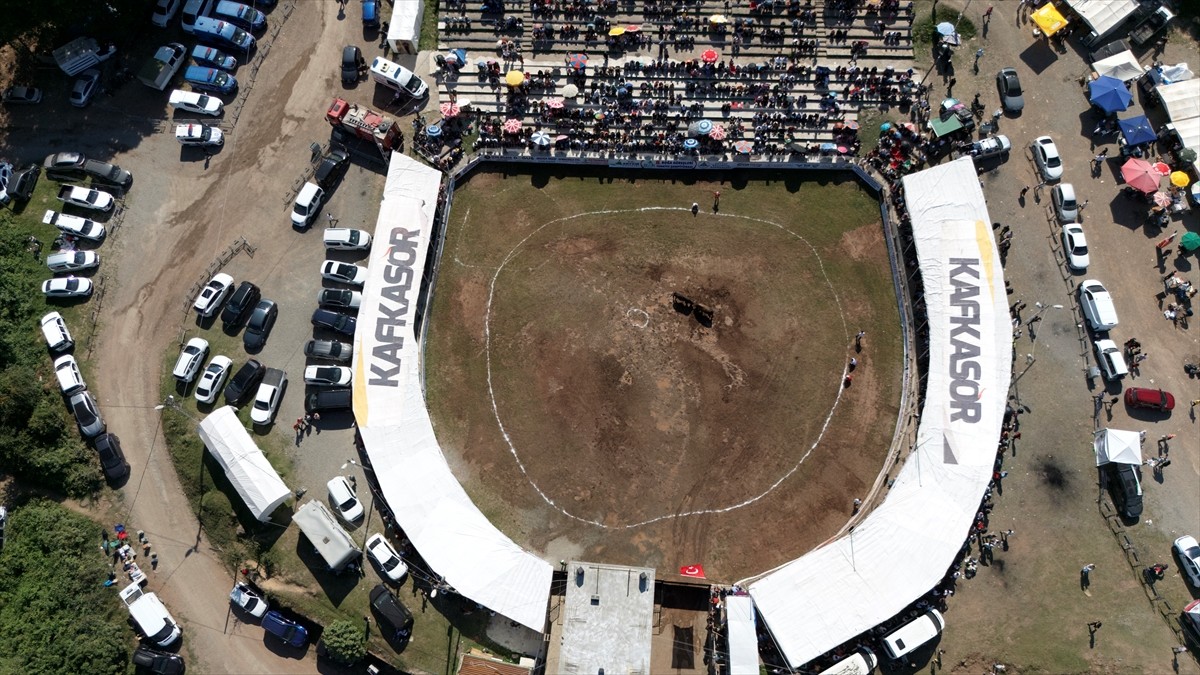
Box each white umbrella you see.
[936,22,955,36]
[561,83,579,98]
[531,131,552,146]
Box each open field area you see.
[426,168,903,579]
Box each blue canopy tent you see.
[1118,115,1156,146]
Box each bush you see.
[322,619,368,665]
[913,7,978,48]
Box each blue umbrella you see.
[426,125,442,137]
[683,138,699,149]
[1088,76,1132,113]
[1118,115,1156,146]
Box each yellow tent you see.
[505,70,525,87]
[1031,3,1068,36]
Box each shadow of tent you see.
[672,625,695,669]
[1019,39,1059,75]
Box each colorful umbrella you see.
[1154,162,1171,175]
[561,83,579,98]
[683,138,699,149]
[425,124,442,137]
[1181,232,1200,252]
[1031,3,1068,36]
[531,131,552,146]
[936,22,955,36]
[567,53,588,70]
[439,102,460,117]
[446,48,467,65]
[608,26,625,36]
[709,124,727,140]
[1152,191,1172,207]
[701,49,719,64]
[846,120,859,130]
[690,119,714,136]
[626,25,640,32]
[1121,158,1162,194]
[503,118,522,133]
[734,140,754,154]
[1088,76,1132,113]
[1118,115,1156,146]
[545,97,565,109]
[1170,171,1190,187]
[505,70,526,87]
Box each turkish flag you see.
[679,564,706,579]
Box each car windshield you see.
[1046,153,1061,168]
[404,78,424,95]
[338,495,358,510]
[294,202,309,216]
[64,279,80,291]
[335,264,353,276]
[1072,242,1088,255]
[381,554,401,571]
[1187,546,1200,558]
[196,95,212,108]
[315,367,336,380]
[254,396,271,411]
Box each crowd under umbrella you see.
[567,53,588,71]
[439,101,460,118]
[1118,115,1156,147]
[545,97,565,109]
[1088,75,1132,114]
[1121,157,1163,193]
[531,130,552,147]
[1153,191,1173,207]
[502,118,523,133]
[425,124,442,138]
[936,22,955,36]
[734,140,754,154]
[689,119,714,137]
[1181,232,1200,253]
[701,49,719,64]
[683,138,700,150]
[505,70,525,87]
[445,49,467,67]
[709,124,727,141]
[561,83,579,98]
[1170,171,1191,188]
[609,26,625,36]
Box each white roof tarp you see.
[1091,50,1143,82]
[353,153,553,632]
[1158,79,1200,125]
[1094,429,1143,466]
[387,0,424,52]
[293,501,361,571]
[749,158,1010,667]
[726,595,759,675]
[196,406,290,521]
[1167,116,1200,175]
[1065,0,1138,38]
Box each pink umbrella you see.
[1152,191,1172,207]
[546,97,565,109]
[503,118,523,134]
[439,102,460,118]
[1121,158,1162,194]
[709,124,727,140]
[701,49,719,64]
[734,140,754,154]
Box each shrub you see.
[322,619,368,665]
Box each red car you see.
[1124,387,1175,411]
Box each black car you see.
[132,645,185,674]
[340,45,365,84]
[369,584,413,643]
[93,433,130,481]
[224,358,266,405]
[311,308,356,337]
[304,339,352,363]
[221,281,261,326]
[305,388,352,413]
[996,67,1024,113]
[1106,462,1143,519]
[244,299,278,351]
[6,164,41,203]
[43,152,133,188]
[315,145,350,188]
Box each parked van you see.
[192,16,255,51]
[369,57,428,99]
[816,649,878,675]
[181,0,214,33]
[882,610,944,660]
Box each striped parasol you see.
[709,124,727,140]
[503,118,523,133]
[439,101,460,118]
[733,140,754,154]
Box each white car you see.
[323,228,372,251]
[54,355,86,394]
[1093,339,1128,381]
[1061,223,1089,270]
[1175,535,1200,588]
[58,185,114,211]
[229,582,268,618]
[365,533,409,582]
[195,355,233,404]
[193,273,234,316]
[42,277,93,298]
[47,250,100,273]
[175,123,223,147]
[152,0,182,27]
[250,368,286,425]
[327,476,364,523]
[40,311,74,351]
[173,337,210,382]
[1031,136,1063,182]
[291,182,325,228]
[69,69,101,107]
[44,210,106,241]
[168,89,223,116]
[304,365,353,386]
[321,260,367,286]
[1051,183,1079,223]
[1079,279,1119,331]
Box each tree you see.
[321,619,368,665]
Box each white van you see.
[882,610,944,660]
[40,311,74,351]
[816,649,878,675]
[181,0,214,33]
[369,57,428,99]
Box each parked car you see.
[195,355,233,404]
[320,260,367,286]
[1,86,43,104]
[305,388,352,413]
[1174,535,1200,588]
[94,433,131,482]
[243,299,278,350]
[54,354,86,394]
[365,533,409,582]
[151,0,182,27]
[1061,223,1089,271]
[43,153,133,189]
[1105,462,1143,519]
[1031,136,1064,182]
[995,67,1024,113]
[173,337,210,382]
[193,273,234,317]
[42,277,94,298]
[224,358,264,405]
[304,339,351,363]
[323,228,371,251]
[69,391,106,438]
[1123,387,1175,411]
[182,66,237,95]
[1051,183,1079,223]
[362,0,380,27]
[291,182,325,228]
[181,0,214,33]
[317,288,362,310]
[192,17,255,51]
[40,311,74,351]
[341,45,365,84]
[969,134,1010,161]
[213,0,266,31]
[176,123,224,147]
[47,251,99,274]
[69,69,101,107]
[1079,279,1118,331]
[304,365,352,386]
[191,44,238,70]
[261,610,307,648]
[5,164,41,202]
[44,210,105,241]
[311,308,357,337]
[229,582,268,618]
[131,646,184,675]
[368,584,414,643]
[169,89,223,116]
[1093,339,1128,381]
[250,368,286,425]
[327,475,364,522]
[221,280,260,326]
[315,146,351,188]
[57,184,114,211]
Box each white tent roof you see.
[1159,79,1200,124]
[1168,116,1200,174]
[196,406,290,521]
[1092,50,1143,82]
[749,158,1009,667]
[293,501,361,571]
[1065,0,1138,37]
[387,0,424,50]
[1094,429,1142,465]
[726,595,759,675]
[352,153,553,632]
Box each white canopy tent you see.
[386,0,424,54]
[1094,429,1142,466]
[1158,79,1200,125]
[1066,0,1138,38]
[352,153,553,632]
[749,158,1010,667]
[196,406,290,521]
[1091,50,1143,82]
[293,501,361,572]
[726,595,759,675]
[1166,116,1200,175]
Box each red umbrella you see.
[439,102,460,118]
[1121,158,1161,194]
[701,49,719,64]
[734,140,754,154]
[709,124,727,140]
[626,24,641,32]
[1153,161,1170,175]
[503,118,523,134]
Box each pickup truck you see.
[43,210,107,241]
[137,43,187,90]
[57,185,114,211]
[119,582,182,648]
[1129,6,1173,47]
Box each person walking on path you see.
[691,202,700,216]
[712,191,720,211]
[855,330,866,352]
[1081,564,1096,590]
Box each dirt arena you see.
[425,168,903,580]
